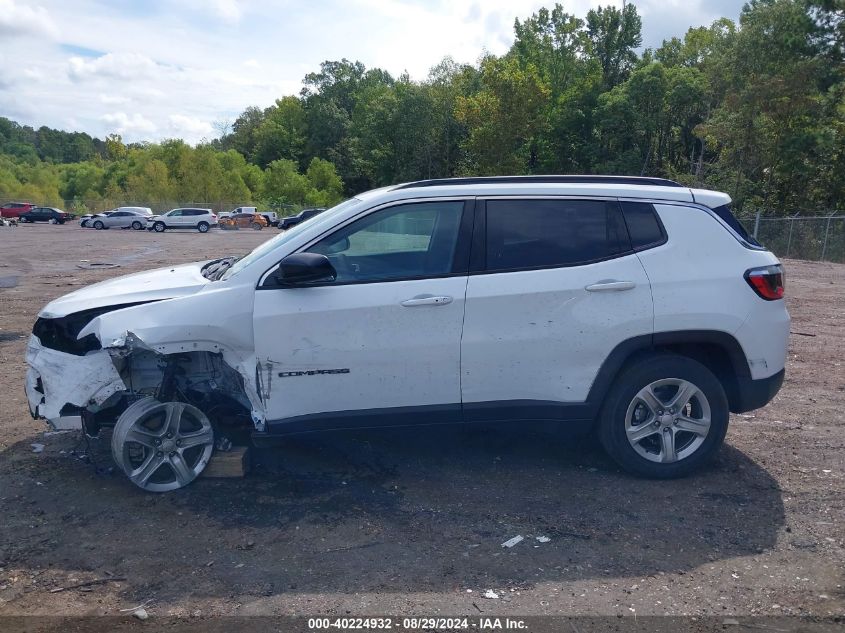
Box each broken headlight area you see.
[32,302,153,355]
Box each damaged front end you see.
[26,305,142,429]
[26,297,266,439]
[24,256,277,491]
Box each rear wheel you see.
[131,220,143,230]
[93,220,104,230]
[598,353,729,478]
[154,221,166,232]
[197,221,210,233]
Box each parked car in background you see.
[80,211,110,227]
[226,206,278,226]
[219,212,268,230]
[18,207,74,224]
[89,207,153,230]
[0,202,35,218]
[278,207,326,230]
[147,208,217,233]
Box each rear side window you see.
[485,199,630,271]
[712,204,760,246]
[620,201,666,250]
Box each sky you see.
[0,0,747,144]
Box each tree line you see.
[1,0,842,215]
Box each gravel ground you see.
[0,223,842,622]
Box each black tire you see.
[93,220,104,230]
[598,353,729,479]
[251,222,262,230]
[131,220,143,230]
[197,221,209,233]
[154,221,166,233]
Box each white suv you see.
[25,176,789,491]
[147,208,217,233]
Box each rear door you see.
[460,197,654,420]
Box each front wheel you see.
[197,221,209,233]
[250,222,262,230]
[93,220,104,230]
[131,220,143,230]
[111,397,215,492]
[598,353,729,478]
[153,221,166,233]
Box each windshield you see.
[218,198,363,281]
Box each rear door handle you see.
[400,295,453,307]
[585,281,636,292]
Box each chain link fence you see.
[740,212,845,264]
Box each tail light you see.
[745,264,785,300]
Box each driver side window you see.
[308,201,465,284]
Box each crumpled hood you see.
[40,262,210,318]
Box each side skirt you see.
[252,401,594,445]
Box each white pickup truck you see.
[222,206,278,226]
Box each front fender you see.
[78,284,266,426]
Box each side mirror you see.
[274,253,336,287]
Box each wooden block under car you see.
[201,446,250,478]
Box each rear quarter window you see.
[711,204,761,246]
[620,202,667,250]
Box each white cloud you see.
[168,114,213,138]
[1,0,746,145]
[99,94,130,105]
[101,112,157,135]
[68,52,165,82]
[0,0,58,38]
[212,0,243,22]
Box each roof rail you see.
[393,175,684,189]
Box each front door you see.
[461,198,654,420]
[253,199,473,428]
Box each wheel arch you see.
[587,331,751,415]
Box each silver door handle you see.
[585,281,636,292]
[400,295,453,307]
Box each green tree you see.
[586,3,643,89]
[252,96,307,168]
[455,56,550,174]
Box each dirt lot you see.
[0,223,842,622]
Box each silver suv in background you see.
[147,208,218,233]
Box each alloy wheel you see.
[624,378,711,463]
[111,397,214,492]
